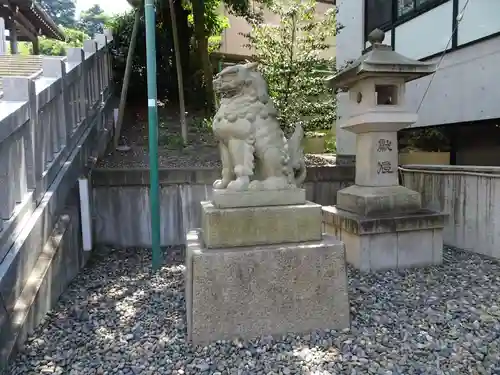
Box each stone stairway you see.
[0,55,43,95]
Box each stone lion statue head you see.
[213,62,270,103]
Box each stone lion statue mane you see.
[211,62,306,191]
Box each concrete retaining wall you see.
[400,164,500,259]
[91,166,355,248]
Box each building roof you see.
[0,0,65,41]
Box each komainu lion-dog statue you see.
[212,62,307,191]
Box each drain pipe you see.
[144,0,162,271]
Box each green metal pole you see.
[145,0,161,271]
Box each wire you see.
[416,0,472,113]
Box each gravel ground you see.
[96,146,334,169]
[9,246,500,375]
[96,108,334,169]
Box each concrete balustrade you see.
[0,33,113,253]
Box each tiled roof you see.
[8,0,65,41]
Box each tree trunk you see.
[169,0,187,143]
[173,0,192,105]
[191,0,214,114]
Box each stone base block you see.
[323,206,447,272]
[186,230,350,344]
[336,184,421,217]
[201,201,322,248]
[212,188,306,208]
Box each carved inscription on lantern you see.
[377,139,393,152]
[376,138,394,174]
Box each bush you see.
[245,0,341,133]
[38,27,89,56]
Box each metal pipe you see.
[145,0,162,271]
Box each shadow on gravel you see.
[8,246,500,375]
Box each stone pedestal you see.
[322,131,448,272]
[186,199,350,344]
[201,201,322,248]
[322,128,448,272]
[322,206,446,272]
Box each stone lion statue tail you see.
[287,122,307,186]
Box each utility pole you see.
[144,0,161,271]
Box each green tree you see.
[78,4,110,37]
[245,0,340,133]
[38,0,77,28]
[189,0,272,113]
[38,26,89,56]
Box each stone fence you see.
[0,31,115,367]
[0,32,113,261]
[91,166,355,248]
[400,164,500,259]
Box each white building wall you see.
[335,0,364,161]
[336,0,500,134]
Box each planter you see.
[399,151,450,165]
[304,132,326,154]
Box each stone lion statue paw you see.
[213,179,229,190]
[248,180,263,190]
[227,177,250,191]
[261,177,289,190]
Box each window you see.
[398,0,414,17]
[398,0,442,17]
[365,0,392,39]
[365,0,449,40]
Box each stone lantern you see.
[323,29,448,272]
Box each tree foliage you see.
[245,0,340,133]
[108,0,231,107]
[78,4,110,38]
[31,27,88,56]
[189,0,272,113]
[38,0,77,28]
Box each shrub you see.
[245,0,341,133]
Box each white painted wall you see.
[394,1,453,60]
[458,0,500,45]
[335,0,364,158]
[406,36,500,127]
[336,0,500,132]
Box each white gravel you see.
[8,246,500,375]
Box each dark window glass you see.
[416,0,435,8]
[365,0,392,37]
[397,0,415,17]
